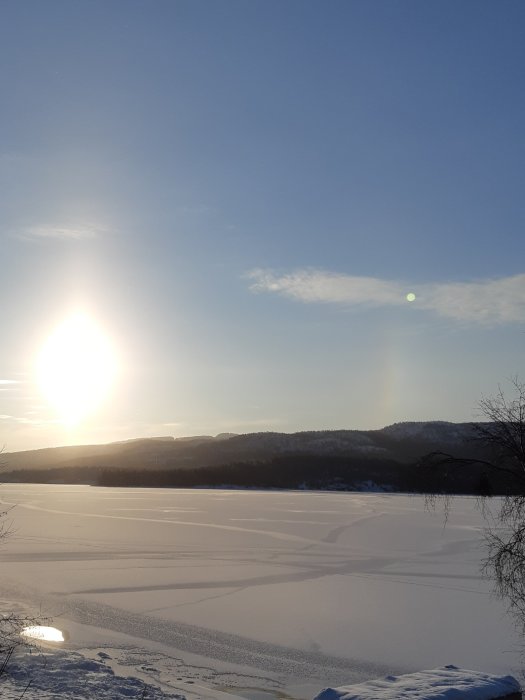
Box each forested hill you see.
[1,421,507,494]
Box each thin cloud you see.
[16,222,106,241]
[0,379,21,392]
[248,269,404,306]
[0,414,29,423]
[247,268,525,326]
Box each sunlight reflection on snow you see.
[21,625,65,643]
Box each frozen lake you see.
[0,485,522,699]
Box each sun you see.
[37,314,117,424]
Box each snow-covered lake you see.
[0,486,522,699]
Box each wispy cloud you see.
[0,413,60,426]
[16,222,106,241]
[0,379,22,392]
[247,268,525,326]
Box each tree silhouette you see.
[424,377,525,630]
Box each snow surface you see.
[0,487,523,700]
[1,648,184,699]
[380,422,472,443]
[314,666,521,700]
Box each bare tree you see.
[476,378,525,485]
[423,378,525,491]
[0,446,20,673]
[0,448,45,681]
[423,377,525,631]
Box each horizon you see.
[1,1,524,452]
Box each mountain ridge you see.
[2,421,482,473]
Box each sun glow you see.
[37,314,117,424]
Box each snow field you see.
[0,487,522,699]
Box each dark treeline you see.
[0,453,514,494]
[98,455,409,490]
[1,466,106,485]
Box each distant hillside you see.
[1,421,503,495]
[2,422,483,473]
[2,434,225,472]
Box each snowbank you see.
[314,666,521,700]
[0,648,184,700]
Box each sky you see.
[1,0,524,452]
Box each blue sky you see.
[1,0,524,451]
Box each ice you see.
[0,486,523,699]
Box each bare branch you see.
[426,377,525,635]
